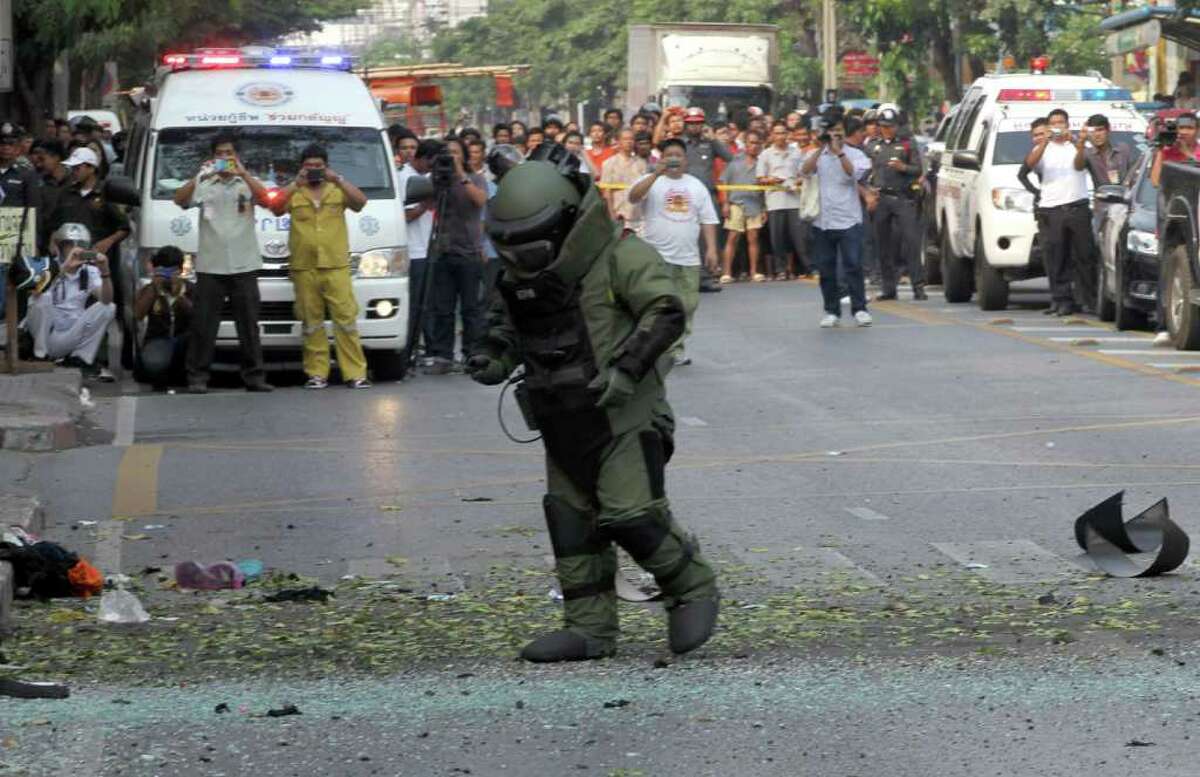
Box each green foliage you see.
[11,0,370,121]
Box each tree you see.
[11,0,369,123]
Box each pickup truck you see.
[1159,159,1200,349]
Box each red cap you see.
[684,107,706,123]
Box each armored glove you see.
[466,354,510,386]
[592,367,636,409]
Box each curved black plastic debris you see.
[1074,491,1190,577]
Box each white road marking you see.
[679,416,709,427]
[1148,363,1200,370]
[818,549,884,586]
[1048,336,1151,343]
[845,506,890,521]
[931,540,1087,584]
[113,396,137,447]
[93,520,124,576]
[1099,349,1200,356]
[1012,326,1112,332]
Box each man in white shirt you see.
[756,121,809,278]
[628,138,720,365]
[800,119,874,328]
[401,140,438,358]
[1023,108,1095,316]
[23,223,115,370]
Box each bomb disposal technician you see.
[466,146,720,663]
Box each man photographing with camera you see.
[269,144,372,389]
[1023,109,1095,316]
[800,117,873,328]
[1150,112,1200,188]
[23,223,116,373]
[174,134,274,394]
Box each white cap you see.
[63,146,101,168]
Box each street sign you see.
[0,207,36,263]
[841,50,880,78]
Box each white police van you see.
[934,74,1146,310]
[117,47,409,378]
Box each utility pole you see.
[0,0,11,95]
[821,0,837,99]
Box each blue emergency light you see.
[162,48,354,72]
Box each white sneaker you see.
[854,310,873,327]
[819,314,839,328]
[1153,331,1172,347]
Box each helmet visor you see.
[496,240,557,272]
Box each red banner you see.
[494,75,514,108]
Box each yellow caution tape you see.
[596,182,793,192]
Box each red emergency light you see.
[997,89,1053,101]
[1030,56,1050,74]
[162,54,187,67]
[200,55,242,67]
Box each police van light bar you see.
[997,88,1133,102]
[161,50,354,72]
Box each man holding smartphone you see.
[23,223,116,372]
[800,118,873,328]
[1023,109,1095,316]
[269,144,372,389]
[174,133,274,393]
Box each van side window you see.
[126,125,146,184]
[944,94,976,152]
[950,95,986,153]
[975,120,991,160]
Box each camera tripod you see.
[403,183,454,370]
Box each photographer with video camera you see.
[269,143,372,389]
[22,223,115,374]
[133,246,192,391]
[1150,112,1200,188]
[423,137,488,375]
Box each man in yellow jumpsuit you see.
[271,144,372,389]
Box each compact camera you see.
[305,168,326,184]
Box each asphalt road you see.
[4,278,1200,776]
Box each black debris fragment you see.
[267,704,302,718]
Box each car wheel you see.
[973,234,1009,311]
[1112,252,1147,331]
[941,228,972,303]
[1165,244,1200,350]
[1096,258,1116,322]
[368,349,410,381]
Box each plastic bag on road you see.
[175,561,246,590]
[98,589,150,624]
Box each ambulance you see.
[115,47,409,378]
[934,73,1147,310]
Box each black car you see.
[1096,151,1157,330]
[919,108,957,286]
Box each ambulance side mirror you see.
[951,150,981,171]
[405,174,434,205]
[103,174,141,208]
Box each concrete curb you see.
[0,494,45,638]
[0,369,84,453]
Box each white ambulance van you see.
[934,74,1146,310]
[117,48,409,378]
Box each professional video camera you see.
[431,151,458,189]
[1155,118,1179,148]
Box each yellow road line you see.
[111,444,164,517]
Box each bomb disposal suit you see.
[467,147,720,663]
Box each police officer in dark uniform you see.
[682,107,732,293]
[870,108,926,300]
[0,124,41,209]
